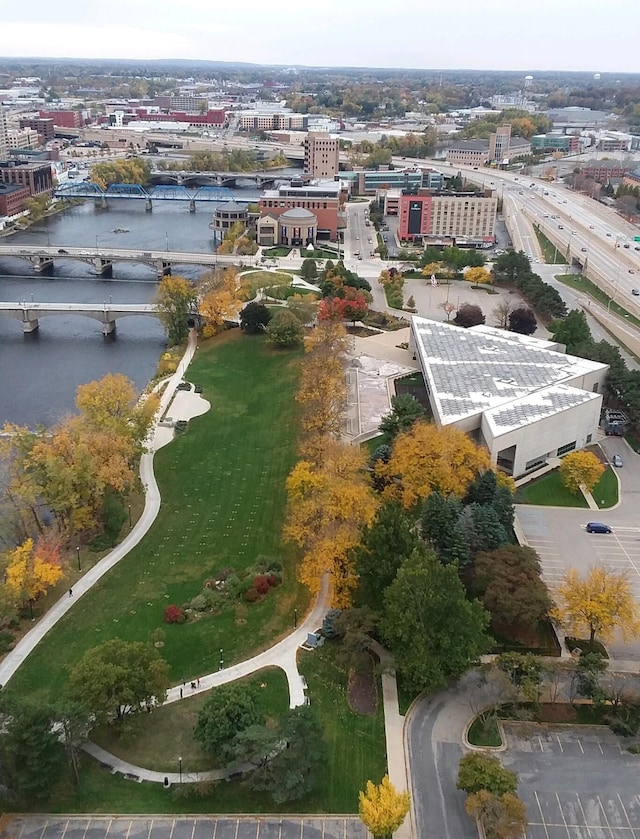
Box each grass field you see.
[515,469,588,507]
[91,667,290,773]
[594,467,619,509]
[240,270,294,299]
[5,332,309,704]
[555,273,640,329]
[534,227,567,264]
[24,645,386,814]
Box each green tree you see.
[249,706,325,803]
[155,275,198,345]
[420,492,470,567]
[0,699,63,802]
[459,503,510,556]
[381,547,491,694]
[224,723,278,769]
[353,500,420,612]
[24,194,51,222]
[550,309,592,354]
[266,308,304,348]
[194,683,260,755]
[378,394,425,443]
[508,306,537,335]
[491,251,531,284]
[68,639,170,723]
[240,301,272,334]
[496,652,544,703]
[465,790,528,839]
[473,546,551,634]
[54,700,92,786]
[457,752,518,796]
[300,258,318,280]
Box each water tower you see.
[524,75,534,89]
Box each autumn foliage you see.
[552,566,640,644]
[285,439,378,607]
[379,420,492,508]
[559,450,605,495]
[358,774,410,839]
[4,537,64,608]
[198,267,242,337]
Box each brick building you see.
[39,109,83,129]
[0,161,54,197]
[258,179,345,240]
[19,117,55,142]
[0,183,30,215]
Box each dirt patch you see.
[347,656,378,715]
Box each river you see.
[0,190,259,427]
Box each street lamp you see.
[76,546,81,572]
[294,608,298,629]
[128,504,132,527]
[95,235,99,253]
[165,231,169,252]
[178,756,182,784]
[219,648,223,670]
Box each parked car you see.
[586,522,612,534]
[612,454,623,467]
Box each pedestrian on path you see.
[180,688,183,699]
[68,588,73,597]
[197,677,200,687]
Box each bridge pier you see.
[22,317,39,333]
[145,198,153,212]
[93,258,113,277]
[102,318,116,335]
[189,199,196,213]
[32,257,54,274]
[155,261,172,279]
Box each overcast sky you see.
[2,0,639,74]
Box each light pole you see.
[165,231,169,252]
[178,756,182,784]
[219,648,223,670]
[128,504,132,527]
[294,608,298,629]
[95,234,99,253]
[76,546,81,571]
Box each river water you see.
[0,190,259,427]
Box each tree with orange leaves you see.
[4,536,64,613]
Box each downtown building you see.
[397,188,497,246]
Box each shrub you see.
[190,594,208,612]
[254,575,270,595]
[244,587,260,603]
[164,604,186,624]
[0,631,15,654]
[266,573,280,588]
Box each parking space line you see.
[538,735,544,752]
[556,793,573,838]
[58,819,71,839]
[598,742,604,754]
[577,738,584,753]
[575,795,591,833]
[189,819,196,839]
[169,820,175,839]
[556,734,564,752]
[618,795,635,832]
[534,791,551,839]
[233,819,239,839]
[598,796,615,835]
[212,821,217,839]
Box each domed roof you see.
[280,207,317,221]
[214,201,247,215]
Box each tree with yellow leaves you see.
[4,537,64,613]
[465,266,493,285]
[76,373,159,447]
[358,774,410,839]
[465,790,527,839]
[285,439,378,606]
[552,566,640,645]
[198,267,241,337]
[421,262,442,278]
[380,420,491,509]
[559,450,605,495]
[155,275,198,345]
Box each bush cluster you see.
[164,605,186,624]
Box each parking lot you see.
[504,724,640,838]
[3,817,370,839]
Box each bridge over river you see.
[0,302,158,335]
[54,181,243,210]
[0,244,241,278]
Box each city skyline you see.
[2,0,640,74]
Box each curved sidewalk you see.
[0,330,199,687]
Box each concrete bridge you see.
[0,301,159,335]
[148,166,298,188]
[0,244,229,279]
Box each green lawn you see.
[515,469,588,507]
[263,247,291,257]
[534,227,567,264]
[240,270,294,299]
[555,273,640,330]
[90,667,289,773]
[5,332,309,704]
[24,642,386,814]
[594,467,619,509]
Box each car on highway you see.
[558,225,564,229]
[586,522,612,534]
[581,247,587,252]
[632,288,640,295]
[612,454,623,468]
[606,232,612,236]
[589,225,595,229]
[630,269,636,274]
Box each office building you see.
[258,179,345,240]
[304,132,339,179]
[409,317,607,478]
[0,110,8,162]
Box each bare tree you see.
[492,299,514,330]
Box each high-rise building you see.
[304,131,339,179]
[0,110,9,162]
